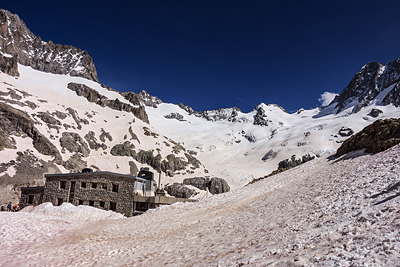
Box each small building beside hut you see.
[19,168,195,217]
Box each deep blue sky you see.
[3,1,400,112]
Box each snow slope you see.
[147,100,400,188]
[0,65,209,204]
[1,144,400,266]
[1,63,399,199]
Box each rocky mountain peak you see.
[319,57,400,116]
[333,61,383,113]
[178,103,241,122]
[0,9,98,82]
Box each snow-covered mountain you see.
[1,9,400,204]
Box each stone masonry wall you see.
[19,187,44,208]
[43,172,136,216]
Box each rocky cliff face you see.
[336,118,400,157]
[0,9,98,82]
[178,103,241,122]
[0,53,19,77]
[322,58,400,115]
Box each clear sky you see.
[3,1,400,112]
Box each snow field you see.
[1,144,400,266]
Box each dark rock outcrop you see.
[110,141,135,157]
[67,82,149,123]
[336,118,400,157]
[0,53,19,77]
[333,62,383,113]
[64,153,87,172]
[183,177,210,191]
[253,106,268,126]
[0,102,62,163]
[208,177,231,195]
[278,154,315,170]
[66,107,89,130]
[178,103,240,122]
[99,128,113,142]
[369,109,383,118]
[121,90,162,108]
[59,132,90,157]
[164,112,185,121]
[262,150,278,161]
[382,83,400,107]
[338,127,354,137]
[36,111,62,126]
[165,183,198,199]
[183,176,230,194]
[0,9,98,81]
[318,57,400,116]
[84,131,107,150]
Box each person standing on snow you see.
[7,202,12,212]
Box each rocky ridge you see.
[0,9,98,82]
[178,103,241,122]
[321,58,400,115]
[336,118,400,157]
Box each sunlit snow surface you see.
[147,101,400,188]
[1,144,400,266]
[1,65,400,191]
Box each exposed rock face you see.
[319,57,400,115]
[0,150,60,204]
[110,141,135,157]
[208,177,230,195]
[382,83,400,107]
[164,112,185,121]
[369,108,383,118]
[183,177,230,194]
[64,153,87,172]
[278,154,315,170]
[0,53,19,77]
[0,102,62,163]
[338,127,354,137]
[178,103,240,122]
[128,126,140,143]
[336,118,400,157]
[0,9,98,81]
[164,183,198,198]
[36,111,62,132]
[333,62,383,113]
[67,83,149,123]
[253,106,268,126]
[121,90,162,108]
[99,128,113,142]
[262,150,278,161]
[84,131,107,150]
[66,107,89,130]
[183,177,209,191]
[59,132,90,157]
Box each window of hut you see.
[81,182,86,188]
[79,200,84,205]
[57,198,63,206]
[60,181,66,189]
[102,183,107,190]
[89,200,94,206]
[92,183,97,189]
[112,183,119,192]
[110,201,117,211]
[100,201,105,208]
